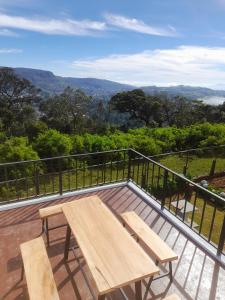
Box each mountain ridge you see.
[3,66,225,101]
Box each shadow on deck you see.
[0,185,224,300]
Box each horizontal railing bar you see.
[0,149,128,167]
[0,159,129,184]
[149,144,225,158]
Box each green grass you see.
[159,155,225,178]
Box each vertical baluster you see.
[58,158,63,195]
[208,205,217,242]
[83,159,86,188]
[122,151,125,180]
[190,190,198,228]
[217,215,225,256]
[199,199,207,235]
[76,159,78,189]
[116,157,119,181]
[110,157,113,182]
[68,157,71,191]
[151,163,155,191]
[90,163,93,186]
[97,157,99,186]
[4,165,8,202]
[137,158,140,185]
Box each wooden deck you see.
[0,185,225,300]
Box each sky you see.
[1,0,225,87]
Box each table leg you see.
[135,280,142,300]
[64,225,71,260]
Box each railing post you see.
[217,214,225,256]
[59,159,63,195]
[141,174,146,189]
[161,169,168,209]
[183,152,189,176]
[34,163,40,196]
[128,150,132,180]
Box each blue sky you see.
[1,0,225,87]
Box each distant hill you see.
[13,68,135,98]
[7,67,225,103]
[141,85,225,100]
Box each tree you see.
[40,87,92,133]
[0,67,41,135]
[110,89,164,127]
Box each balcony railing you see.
[0,148,224,257]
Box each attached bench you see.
[20,237,60,300]
[39,203,65,246]
[39,196,95,246]
[121,211,178,296]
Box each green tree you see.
[40,87,92,133]
[110,90,165,127]
[0,67,41,135]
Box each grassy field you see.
[159,155,225,178]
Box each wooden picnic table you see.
[62,196,159,300]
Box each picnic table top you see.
[62,196,159,295]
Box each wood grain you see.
[62,196,159,295]
[121,211,178,263]
[20,237,60,300]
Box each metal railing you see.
[129,149,225,257]
[0,148,224,256]
[0,149,129,203]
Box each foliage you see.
[40,87,92,133]
[34,129,72,158]
[0,67,41,136]
[0,137,39,178]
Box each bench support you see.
[64,225,71,260]
[135,280,142,300]
[42,218,67,247]
[20,263,24,281]
[144,261,173,298]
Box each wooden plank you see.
[20,237,60,300]
[62,196,159,295]
[39,203,64,219]
[39,196,95,219]
[121,211,178,263]
[163,294,180,300]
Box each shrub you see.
[34,129,72,158]
[0,137,39,179]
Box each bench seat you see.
[121,211,178,263]
[20,237,60,300]
[39,203,64,219]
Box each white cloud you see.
[0,48,22,53]
[104,13,177,37]
[0,13,107,36]
[0,28,19,36]
[71,46,225,87]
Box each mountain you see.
[9,67,225,103]
[141,85,225,100]
[13,67,135,98]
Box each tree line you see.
[1,67,225,163]
[1,123,225,164]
